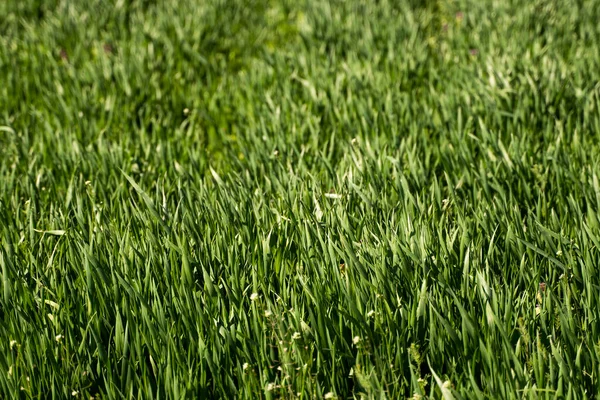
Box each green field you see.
[2,0,600,398]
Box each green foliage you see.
[2,0,600,398]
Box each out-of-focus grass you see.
[2,0,600,398]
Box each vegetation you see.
[2,0,600,398]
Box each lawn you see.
[2,0,600,398]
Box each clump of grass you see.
[2,0,600,398]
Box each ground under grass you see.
[2,0,600,398]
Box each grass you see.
[1,0,600,398]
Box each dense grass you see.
[2,0,600,398]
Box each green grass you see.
[2,0,600,398]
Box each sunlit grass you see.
[2,0,600,398]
